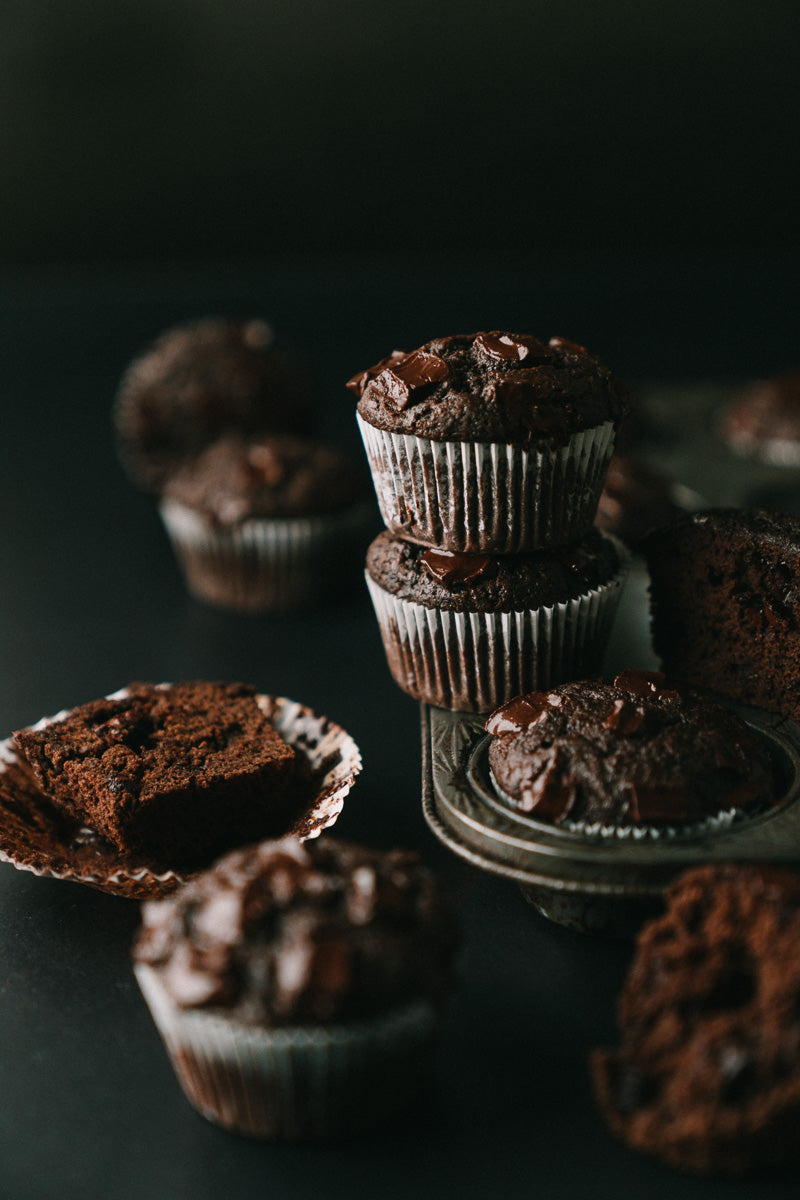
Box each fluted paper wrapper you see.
[135,964,438,1140]
[357,414,616,552]
[159,498,374,612]
[366,560,629,713]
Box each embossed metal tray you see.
[422,701,800,935]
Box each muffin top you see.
[114,317,310,490]
[133,836,457,1026]
[350,332,628,446]
[719,370,800,459]
[161,433,371,524]
[486,671,776,827]
[366,528,622,614]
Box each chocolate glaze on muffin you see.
[592,864,800,1175]
[14,682,298,867]
[486,671,775,828]
[644,509,800,721]
[114,317,310,490]
[719,371,800,464]
[161,433,371,526]
[366,528,622,613]
[134,836,457,1025]
[351,332,628,447]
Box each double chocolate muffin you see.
[13,682,299,867]
[365,529,627,712]
[353,331,628,553]
[114,317,309,491]
[486,671,775,831]
[593,863,800,1174]
[644,509,800,721]
[134,835,457,1139]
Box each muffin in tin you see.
[485,670,776,835]
[592,863,800,1174]
[365,528,628,712]
[352,332,628,553]
[159,433,374,612]
[133,835,457,1139]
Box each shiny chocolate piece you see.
[420,548,494,586]
[372,350,450,411]
[603,698,648,735]
[485,692,552,736]
[613,669,679,702]
[518,752,576,821]
[345,350,407,397]
[473,332,549,363]
[549,336,589,356]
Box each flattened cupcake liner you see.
[135,963,438,1140]
[159,498,375,613]
[357,414,616,552]
[0,693,362,898]
[366,560,629,713]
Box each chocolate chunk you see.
[420,549,494,586]
[485,693,552,736]
[473,332,550,363]
[372,350,450,410]
[613,669,679,702]
[345,350,407,397]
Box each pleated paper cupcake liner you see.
[366,556,629,713]
[357,414,617,552]
[135,963,438,1140]
[0,692,361,898]
[159,498,376,612]
[488,768,756,842]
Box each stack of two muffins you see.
[351,332,631,712]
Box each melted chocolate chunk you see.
[614,669,679,702]
[604,698,648,735]
[485,692,552,736]
[372,351,450,410]
[345,350,407,397]
[473,332,550,363]
[420,549,494,586]
[549,336,589,356]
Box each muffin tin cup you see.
[365,554,629,713]
[159,498,375,613]
[356,414,617,552]
[135,963,438,1140]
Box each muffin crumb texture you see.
[592,864,800,1175]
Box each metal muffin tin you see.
[422,701,800,936]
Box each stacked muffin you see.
[350,332,631,711]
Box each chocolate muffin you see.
[14,682,299,867]
[114,317,310,490]
[644,509,800,721]
[486,671,775,831]
[365,528,628,712]
[133,835,457,1139]
[719,370,800,465]
[592,864,800,1174]
[352,332,628,552]
[158,433,375,612]
[595,454,683,547]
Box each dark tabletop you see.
[1,255,798,1200]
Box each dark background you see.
[2,0,799,268]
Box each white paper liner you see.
[135,962,438,1139]
[366,556,629,713]
[159,498,375,612]
[357,413,616,552]
[487,768,756,841]
[0,691,362,898]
